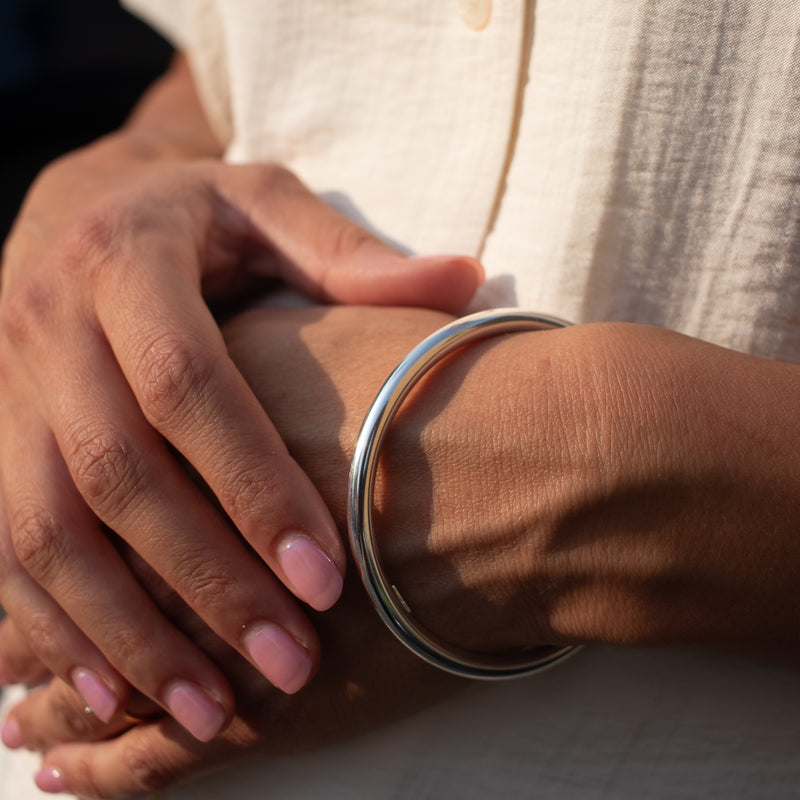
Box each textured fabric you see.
[3,1,799,797]
[120,0,800,360]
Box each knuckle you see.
[178,559,239,612]
[57,208,120,280]
[135,332,217,428]
[215,462,279,526]
[326,220,375,265]
[9,505,67,583]
[245,162,305,215]
[102,628,150,676]
[66,427,144,519]
[0,274,56,347]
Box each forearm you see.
[225,307,800,655]
[117,52,224,161]
[380,321,800,652]
[4,306,798,800]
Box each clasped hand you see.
[3,298,800,798]
[0,135,482,742]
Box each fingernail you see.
[278,534,343,611]
[1,717,23,749]
[244,622,313,695]
[164,681,226,743]
[70,667,117,723]
[35,767,67,794]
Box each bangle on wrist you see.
[348,308,582,679]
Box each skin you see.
[0,54,482,741]
[2,303,800,797]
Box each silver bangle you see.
[348,308,581,679]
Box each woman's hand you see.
[0,56,483,741]
[5,303,800,798]
[1,305,470,798]
[0,571,462,798]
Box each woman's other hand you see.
[0,55,482,741]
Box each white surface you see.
[3,646,799,799]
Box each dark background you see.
[0,0,172,243]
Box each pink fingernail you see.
[278,534,343,611]
[164,681,226,743]
[1,717,23,749]
[71,667,117,723]
[244,622,313,695]
[35,767,67,794]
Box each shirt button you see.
[459,0,492,31]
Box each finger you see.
[33,717,246,799]
[213,163,484,313]
[29,327,323,697]
[0,616,51,688]
[3,677,134,753]
[0,408,245,739]
[3,186,336,706]
[91,238,346,615]
[0,474,128,709]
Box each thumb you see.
[216,163,484,314]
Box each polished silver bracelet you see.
[348,308,581,679]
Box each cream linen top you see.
[2,2,799,798]
[123,0,800,361]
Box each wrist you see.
[120,53,224,161]
[372,318,800,655]
[373,325,568,656]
